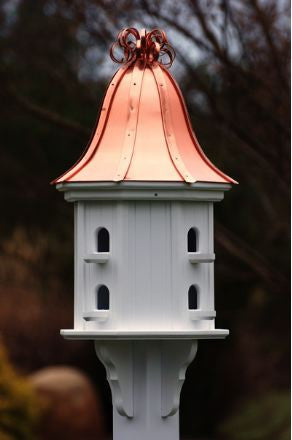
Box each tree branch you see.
[215,222,289,294]
[9,90,90,138]
[248,0,289,91]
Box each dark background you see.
[0,0,290,439]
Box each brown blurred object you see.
[29,366,106,440]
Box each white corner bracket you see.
[94,340,198,440]
[95,341,134,418]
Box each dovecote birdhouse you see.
[53,28,236,440]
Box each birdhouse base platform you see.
[60,329,229,339]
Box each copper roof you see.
[53,28,236,184]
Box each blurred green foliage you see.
[218,392,290,440]
[0,345,40,440]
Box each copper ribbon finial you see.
[110,28,175,69]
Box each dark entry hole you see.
[187,228,197,252]
[188,285,198,310]
[97,285,110,310]
[97,228,110,252]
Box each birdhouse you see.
[53,28,236,440]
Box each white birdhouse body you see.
[58,182,230,339]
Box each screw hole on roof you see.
[154,193,158,196]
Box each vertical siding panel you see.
[116,201,132,330]
[134,202,151,328]
[128,203,136,330]
[208,203,215,315]
[88,202,96,312]
[165,202,172,329]
[75,201,85,330]
[171,202,184,330]
[83,202,116,330]
[149,202,171,328]
[182,201,214,329]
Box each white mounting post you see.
[95,340,198,440]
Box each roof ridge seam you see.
[151,64,196,183]
[113,61,146,181]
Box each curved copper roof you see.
[53,28,236,184]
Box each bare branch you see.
[215,222,289,294]
[9,90,90,137]
[248,0,289,91]
[140,0,212,53]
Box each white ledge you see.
[188,252,215,263]
[188,310,216,320]
[60,329,229,340]
[83,310,109,321]
[57,181,232,191]
[84,252,110,263]
[56,181,231,203]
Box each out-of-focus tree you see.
[218,391,290,440]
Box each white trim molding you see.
[56,181,231,202]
